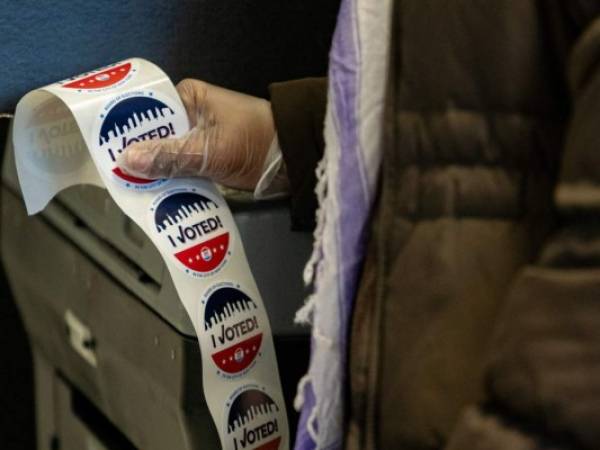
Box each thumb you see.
[117,136,203,179]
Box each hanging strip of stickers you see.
[13,58,288,450]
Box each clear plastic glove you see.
[117,79,276,191]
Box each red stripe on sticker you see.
[254,436,282,450]
[175,232,229,272]
[63,62,132,89]
[212,333,262,373]
[112,167,154,184]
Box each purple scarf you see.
[293,0,392,448]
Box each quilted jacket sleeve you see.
[269,77,328,231]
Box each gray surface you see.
[0,0,340,112]
[0,118,36,450]
[3,190,219,449]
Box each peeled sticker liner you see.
[12,58,289,450]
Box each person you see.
[118,2,600,449]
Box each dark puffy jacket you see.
[270,2,600,449]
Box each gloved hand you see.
[117,79,276,191]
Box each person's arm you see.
[117,77,327,231]
[445,7,600,450]
[269,77,327,230]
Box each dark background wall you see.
[0,1,340,448]
[0,0,340,112]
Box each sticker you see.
[94,90,187,190]
[61,60,137,91]
[13,58,289,450]
[203,283,263,376]
[25,97,88,174]
[225,386,283,450]
[150,187,232,277]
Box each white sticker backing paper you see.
[12,58,288,450]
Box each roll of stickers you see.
[13,58,288,450]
